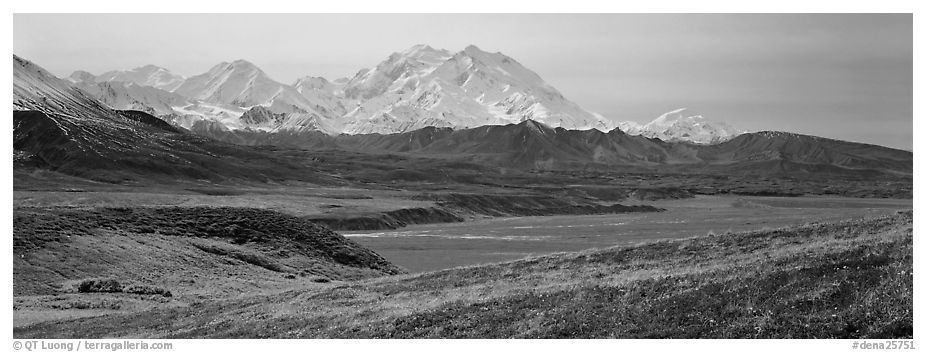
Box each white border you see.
[7,0,922,14]
[4,1,921,351]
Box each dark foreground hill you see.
[14,206,403,297]
[15,211,912,338]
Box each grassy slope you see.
[15,211,912,339]
[14,207,404,297]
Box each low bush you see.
[77,279,172,297]
[77,279,123,293]
[124,285,173,298]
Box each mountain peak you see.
[212,59,260,72]
[634,108,742,144]
[68,70,97,83]
[294,76,330,87]
[227,59,261,71]
[402,44,440,55]
[461,45,509,61]
[650,108,704,124]
[463,44,485,53]
[517,119,552,132]
[90,64,185,91]
[393,45,451,64]
[664,107,690,115]
[136,64,166,72]
[462,45,492,59]
[174,58,297,108]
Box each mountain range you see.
[13,53,912,184]
[63,44,739,144]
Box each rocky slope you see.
[13,55,332,184]
[72,81,190,116]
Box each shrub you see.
[70,300,93,309]
[124,285,173,298]
[77,278,123,293]
[77,279,172,297]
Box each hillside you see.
[696,131,914,174]
[11,205,404,327]
[15,211,912,338]
[204,119,912,177]
[13,55,335,184]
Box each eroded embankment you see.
[305,207,464,231]
[419,193,663,217]
[307,193,664,231]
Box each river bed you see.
[344,195,912,273]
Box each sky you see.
[13,13,912,149]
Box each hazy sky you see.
[13,14,912,149]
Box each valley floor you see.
[346,195,911,272]
[10,183,913,338]
[14,210,913,338]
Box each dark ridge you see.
[416,193,663,217]
[305,207,464,231]
[117,110,182,133]
[182,119,912,179]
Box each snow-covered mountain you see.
[619,108,743,144]
[65,45,619,136]
[169,60,337,132]
[70,65,186,92]
[17,54,910,178]
[73,81,190,116]
[616,121,644,136]
[66,70,96,84]
[176,61,271,106]
[293,76,350,118]
[339,44,614,134]
[65,65,194,117]
[14,55,111,116]
[58,49,746,142]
